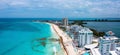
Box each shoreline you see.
[50,23,78,55]
[49,23,67,55]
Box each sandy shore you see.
[50,23,78,55]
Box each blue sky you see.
[0,0,120,18]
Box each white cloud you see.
[0,0,120,17]
[0,0,119,10]
[10,1,29,6]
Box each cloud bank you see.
[0,0,120,18]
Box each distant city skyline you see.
[0,0,120,18]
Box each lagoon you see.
[84,22,120,38]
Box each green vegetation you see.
[90,28,105,38]
[59,26,66,31]
[70,20,87,26]
[92,41,98,44]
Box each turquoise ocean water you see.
[0,22,63,55]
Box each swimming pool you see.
[83,52,90,55]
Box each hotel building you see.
[69,25,93,47]
[78,28,93,47]
[69,25,82,40]
[62,18,68,28]
[99,31,118,55]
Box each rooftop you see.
[110,51,118,55]
[90,48,101,55]
[84,43,98,49]
[79,27,93,33]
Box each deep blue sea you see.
[0,22,63,55]
[84,22,120,38]
[0,18,120,22]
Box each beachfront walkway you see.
[51,24,78,55]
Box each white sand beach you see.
[50,23,78,55]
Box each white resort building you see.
[69,25,82,40]
[99,31,118,55]
[90,31,120,55]
[78,27,93,47]
[69,25,93,47]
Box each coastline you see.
[47,23,66,55]
[50,23,78,55]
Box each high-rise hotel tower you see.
[78,27,93,47]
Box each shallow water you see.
[0,22,64,55]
